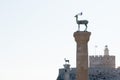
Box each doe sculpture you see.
[75,12,88,31]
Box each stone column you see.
[73,31,91,80]
[64,64,70,80]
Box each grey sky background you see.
[0,0,120,80]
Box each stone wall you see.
[89,55,115,68]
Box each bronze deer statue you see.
[75,13,88,31]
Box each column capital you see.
[73,31,91,44]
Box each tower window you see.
[65,69,67,72]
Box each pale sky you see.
[0,0,120,80]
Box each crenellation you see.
[89,54,115,68]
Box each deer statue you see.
[64,58,69,64]
[75,12,88,31]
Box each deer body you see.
[75,14,88,31]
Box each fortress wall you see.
[89,55,115,68]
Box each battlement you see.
[89,55,115,68]
[90,55,103,59]
[90,55,115,59]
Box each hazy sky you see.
[0,0,120,80]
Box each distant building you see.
[57,46,120,80]
[89,45,115,68]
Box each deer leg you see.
[84,24,87,31]
[78,24,80,31]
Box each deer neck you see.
[76,16,78,22]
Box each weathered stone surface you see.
[74,31,91,80]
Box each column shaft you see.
[74,31,91,80]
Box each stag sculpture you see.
[75,13,88,31]
[64,58,69,64]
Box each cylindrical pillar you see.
[64,64,70,80]
[74,31,91,80]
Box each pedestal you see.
[73,31,91,80]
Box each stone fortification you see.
[89,46,115,68]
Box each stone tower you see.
[89,45,115,68]
[104,45,109,55]
[74,31,91,80]
[63,63,70,80]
